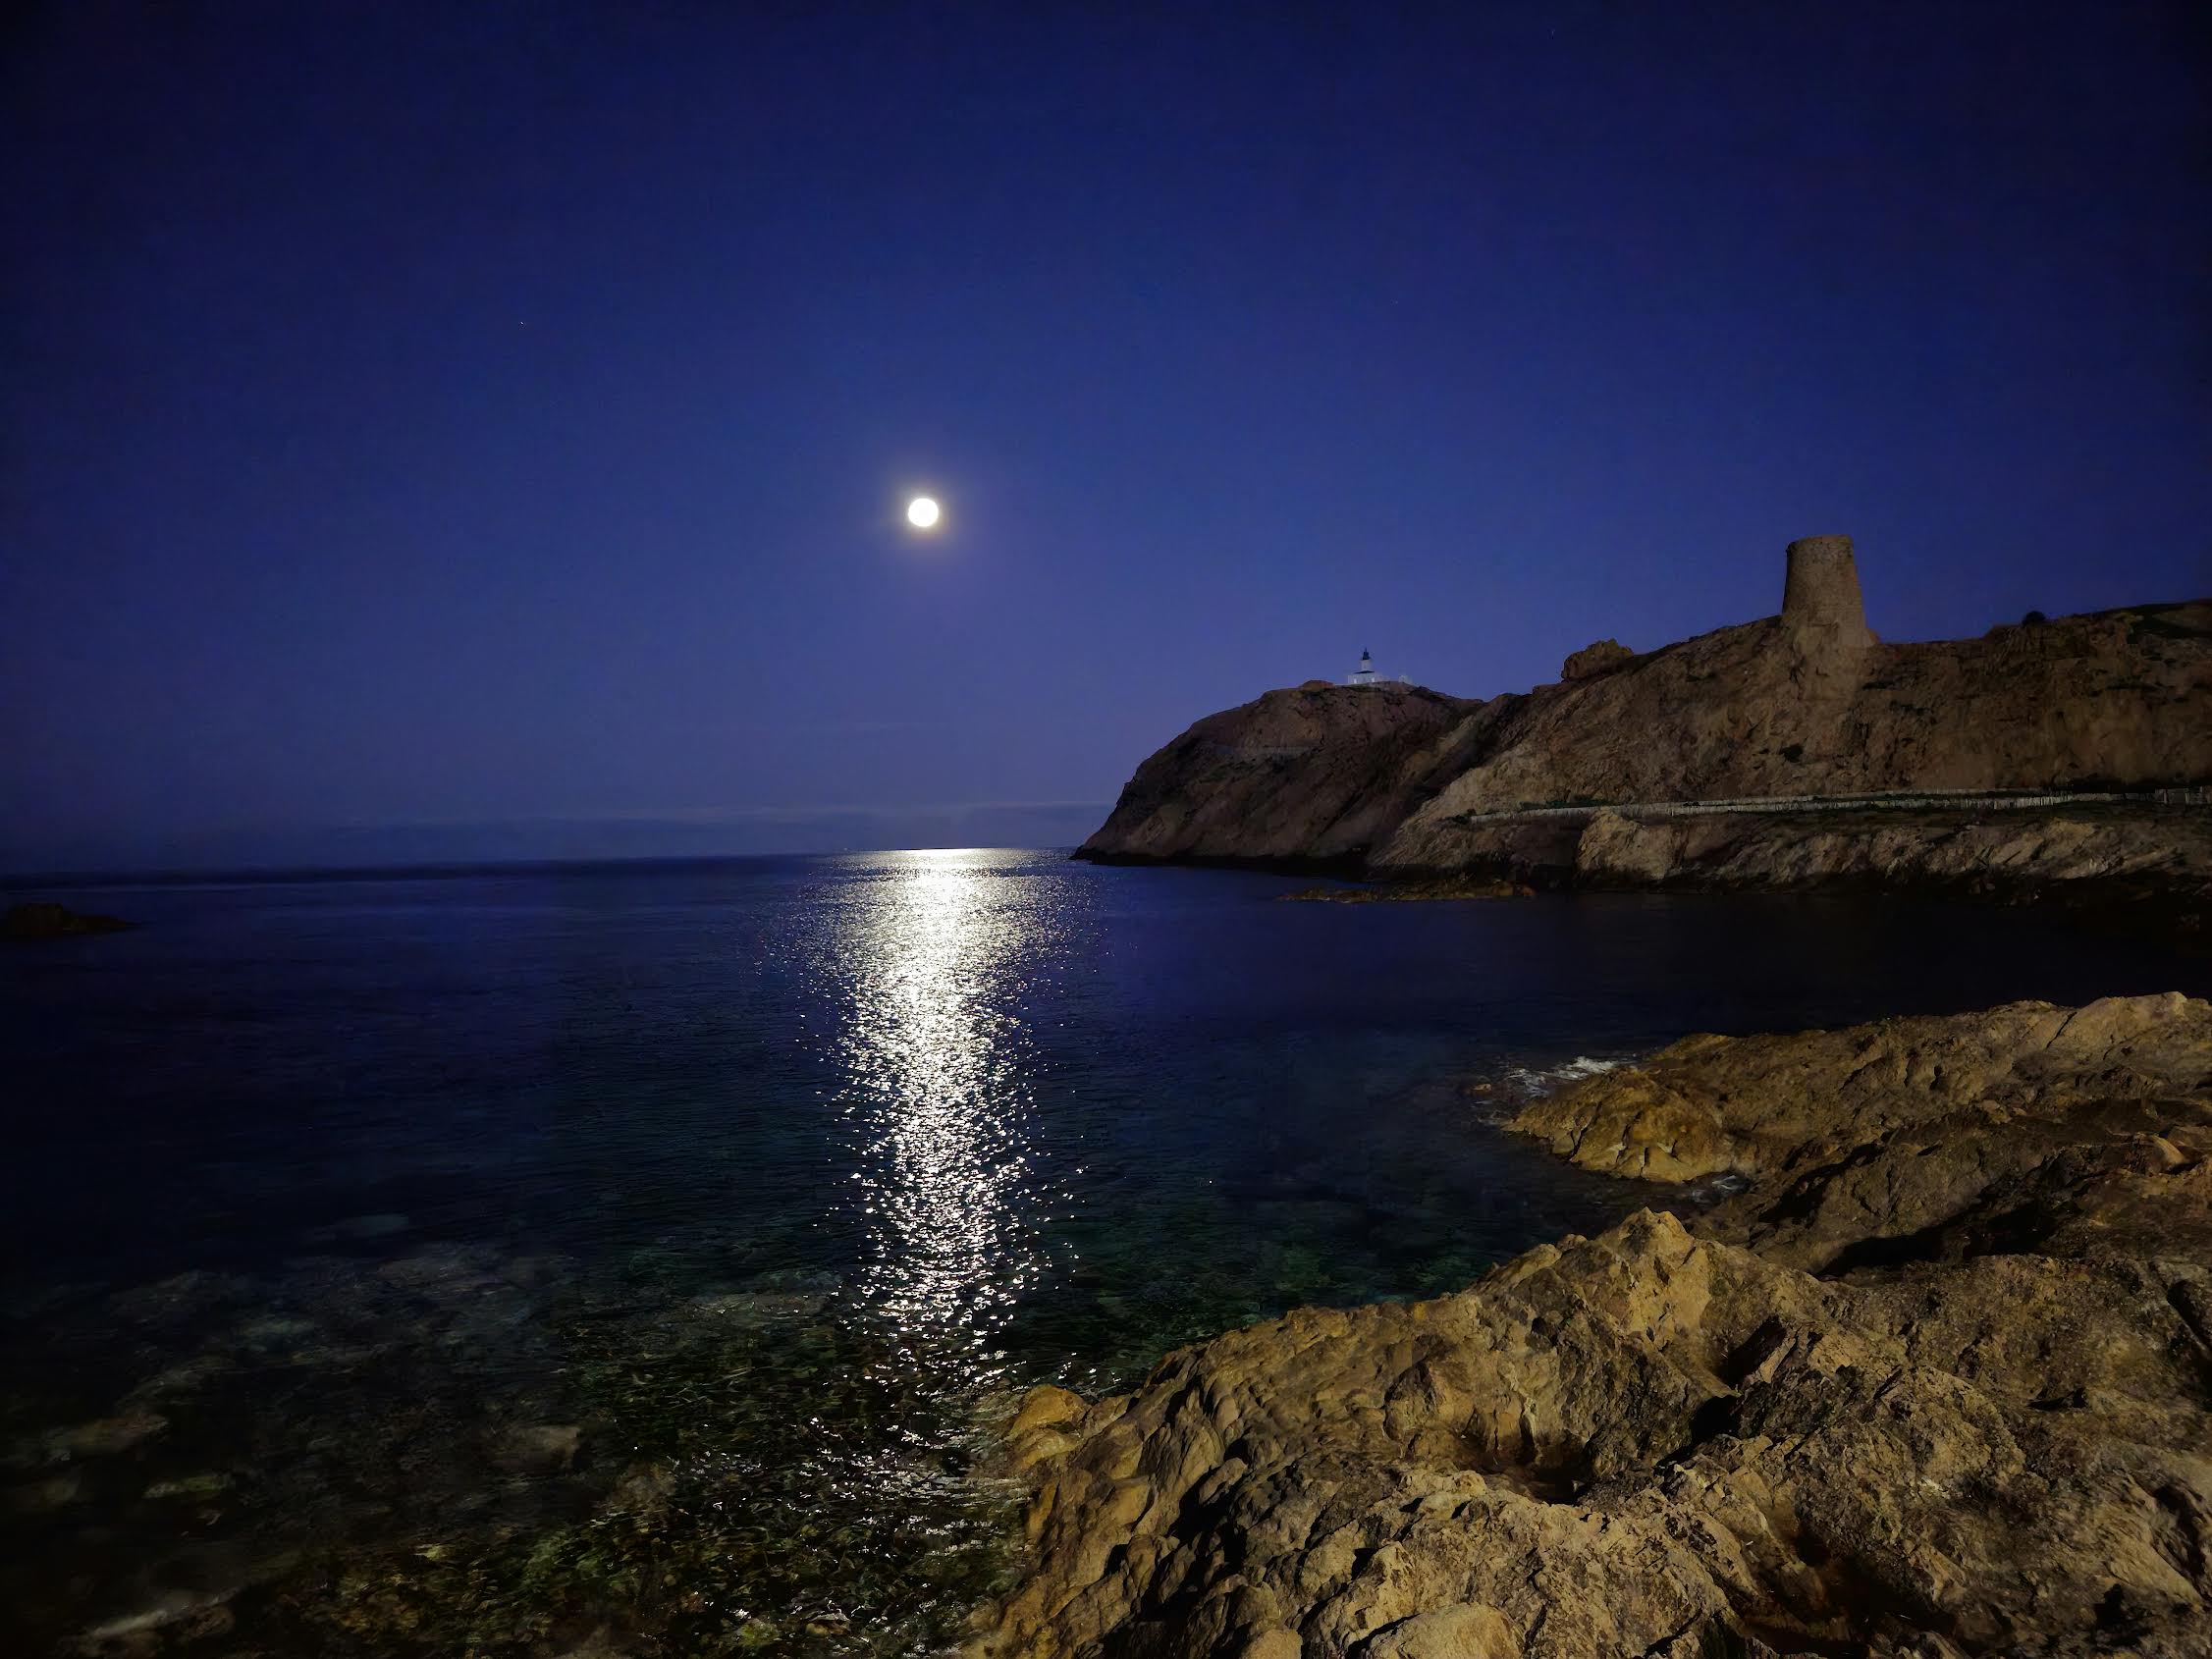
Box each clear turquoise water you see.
[3,850,2204,1654]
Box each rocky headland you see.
[1077,680,1482,871]
[1077,537,2211,917]
[970,992,2212,1658]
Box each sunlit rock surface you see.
[970,993,2212,1658]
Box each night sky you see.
[5,3,2207,871]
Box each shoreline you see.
[969,992,2212,1656]
[1084,803,2212,935]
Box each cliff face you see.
[1381,601,2212,871]
[1075,682,1481,868]
[1078,538,2212,892]
[973,994,2212,1659]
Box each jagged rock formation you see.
[969,994,2212,1658]
[1509,991,2211,1199]
[1077,537,2212,903]
[1558,639,1634,681]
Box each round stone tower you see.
[1781,534,1871,653]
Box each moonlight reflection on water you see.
[827,851,1065,1357]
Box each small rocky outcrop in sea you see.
[4,901,132,938]
[969,992,2212,1658]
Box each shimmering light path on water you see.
[821,851,1065,1358]
[2,851,2206,1654]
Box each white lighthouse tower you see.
[1348,649,1379,686]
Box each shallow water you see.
[2,851,2205,1654]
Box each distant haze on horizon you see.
[5,2,2208,873]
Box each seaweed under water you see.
[5,1248,1030,1657]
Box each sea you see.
[3,849,2206,1655]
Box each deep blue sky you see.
[5,2,2207,870]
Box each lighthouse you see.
[1348,649,1379,687]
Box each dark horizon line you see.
[2,844,1092,893]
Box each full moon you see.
[905,496,942,530]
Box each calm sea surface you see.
[4,850,2207,1654]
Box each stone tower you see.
[1781,534,1872,657]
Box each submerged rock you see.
[80,1587,236,1649]
[141,1472,234,1500]
[686,1288,834,1322]
[47,1411,170,1462]
[7,1471,84,1513]
[970,993,2212,1657]
[488,1421,582,1474]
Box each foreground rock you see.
[970,994,2212,1657]
[3,901,132,938]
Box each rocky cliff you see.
[1076,681,1481,869]
[1077,538,2212,900]
[971,993,2212,1658]
[1382,596,2212,870]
